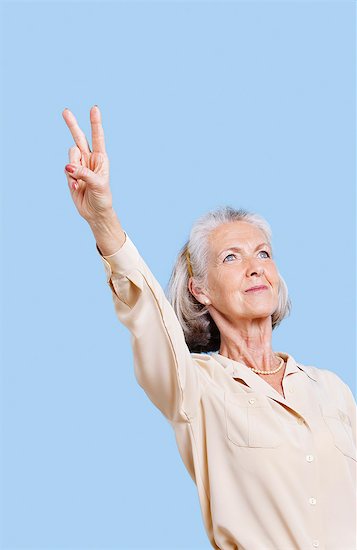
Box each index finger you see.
[90,105,106,153]
[62,108,91,155]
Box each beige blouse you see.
[97,231,357,550]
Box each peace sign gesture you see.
[62,105,113,223]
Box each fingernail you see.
[65,164,75,173]
[72,182,78,191]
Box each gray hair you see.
[165,205,292,353]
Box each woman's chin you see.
[245,306,275,320]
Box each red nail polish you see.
[65,164,75,173]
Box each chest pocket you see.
[320,403,356,461]
[224,391,283,448]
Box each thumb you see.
[65,164,99,186]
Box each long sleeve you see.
[340,378,357,447]
[97,231,202,424]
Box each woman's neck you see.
[219,345,281,373]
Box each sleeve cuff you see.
[96,231,142,282]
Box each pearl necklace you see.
[249,354,285,375]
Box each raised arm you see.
[62,106,201,423]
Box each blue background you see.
[1,1,355,548]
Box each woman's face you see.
[203,221,280,322]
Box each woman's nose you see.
[246,259,264,277]
[249,267,264,277]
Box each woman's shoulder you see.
[301,361,354,400]
[288,355,355,410]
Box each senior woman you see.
[63,105,356,550]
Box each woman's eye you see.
[223,253,237,262]
[259,250,270,258]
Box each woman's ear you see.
[188,277,211,306]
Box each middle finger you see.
[90,105,106,153]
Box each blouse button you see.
[248,398,256,405]
[306,454,314,462]
[312,540,320,547]
[309,497,317,505]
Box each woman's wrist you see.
[88,209,126,256]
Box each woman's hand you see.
[62,105,113,223]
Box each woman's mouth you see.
[245,285,268,293]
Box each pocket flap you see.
[225,391,271,408]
